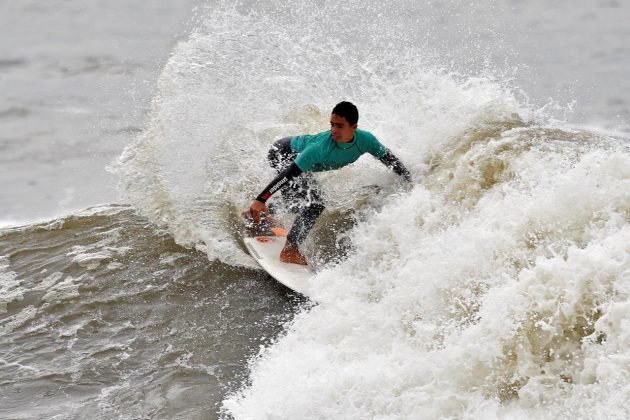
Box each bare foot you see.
[279,244,308,265]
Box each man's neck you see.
[335,133,356,143]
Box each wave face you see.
[0,205,300,418]
[113,1,630,419]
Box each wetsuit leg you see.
[286,199,325,246]
[267,137,326,245]
[284,168,326,246]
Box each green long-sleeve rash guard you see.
[291,129,386,172]
[256,129,411,203]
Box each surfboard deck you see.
[241,213,313,296]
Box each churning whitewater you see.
[112,2,630,419]
[222,131,630,418]
[2,0,628,419]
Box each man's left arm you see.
[364,132,412,183]
[378,149,412,183]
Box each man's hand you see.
[249,200,268,224]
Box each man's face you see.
[330,114,357,143]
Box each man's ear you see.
[351,123,358,130]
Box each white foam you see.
[0,305,38,336]
[41,275,81,303]
[0,257,23,315]
[66,226,132,271]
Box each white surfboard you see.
[243,233,313,296]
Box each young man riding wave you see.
[248,101,412,265]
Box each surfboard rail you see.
[243,235,313,295]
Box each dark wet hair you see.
[332,101,359,125]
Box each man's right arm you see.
[255,162,303,203]
[249,162,303,223]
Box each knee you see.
[308,202,326,217]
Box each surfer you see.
[248,101,412,265]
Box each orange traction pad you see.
[271,227,288,237]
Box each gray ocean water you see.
[0,0,205,223]
[1,1,630,419]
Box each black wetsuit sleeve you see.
[379,149,412,182]
[256,162,303,203]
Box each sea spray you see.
[114,1,526,270]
